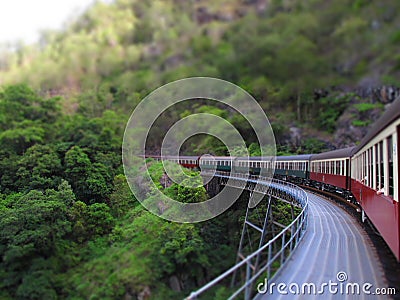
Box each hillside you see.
[0,0,399,151]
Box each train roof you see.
[235,155,312,161]
[310,147,355,160]
[236,156,269,161]
[146,155,199,160]
[275,154,313,161]
[354,98,400,153]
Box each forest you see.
[0,0,399,298]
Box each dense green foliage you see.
[0,0,399,297]
[0,85,250,299]
[1,0,399,152]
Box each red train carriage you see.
[351,99,400,261]
[144,155,200,169]
[310,147,354,191]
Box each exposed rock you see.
[215,9,236,22]
[355,80,400,104]
[163,54,184,69]
[333,101,384,148]
[289,127,301,147]
[144,44,164,58]
[137,286,151,300]
[160,172,172,188]
[195,6,214,24]
[373,85,400,104]
[169,275,182,292]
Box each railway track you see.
[256,191,392,300]
[299,186,400,300]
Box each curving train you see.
[148,98,400,261]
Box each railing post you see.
[267,243,272,279]
[245,260,252,300]
[281,233,286,265]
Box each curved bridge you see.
[187,173,309,299]
[186,173,391,299]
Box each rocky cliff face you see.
[333,85,400,148]
[283,85,400,152]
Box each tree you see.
[109,174,137,217]
[0,186,73,298]
[69,201,115,242]
[15,144,62,192]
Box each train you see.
[146,98,400,261]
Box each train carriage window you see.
[375,144,380,189]
[388,136,394,197]
[379,141,384,191]
[363,152,367,184]
[368,148,372,188]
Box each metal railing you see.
[186,172,308,300]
